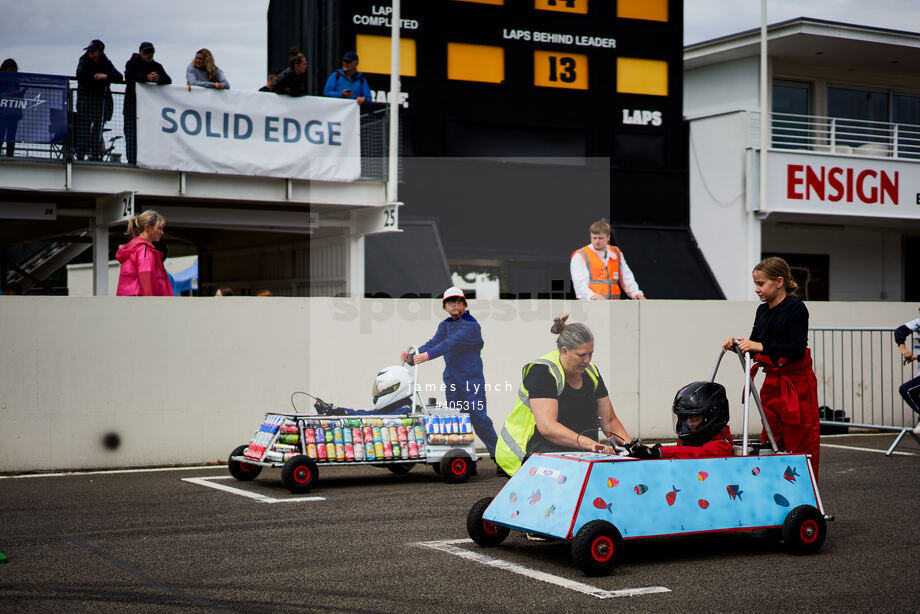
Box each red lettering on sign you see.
[880,171,898,205]
[827,167,844,202]
[846,168,854,203]
[856,169,877,203]
[805,165,824,200]
[787,165,804,199]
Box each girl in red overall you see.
[722,257,820,476]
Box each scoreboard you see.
[268,1,690,294]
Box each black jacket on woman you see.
[75,53,123,119]
[271,67,308,97]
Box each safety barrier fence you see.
[809,327,920,455]
[0,76,391,180]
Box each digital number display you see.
[533,50,588,90]
[535,0,589,15]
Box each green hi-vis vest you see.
[495,350,600,476]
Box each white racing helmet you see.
[372,365,414,411]
[442,286,466,305]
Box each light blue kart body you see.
[483,451,821,540]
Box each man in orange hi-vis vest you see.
[570,218,646,300]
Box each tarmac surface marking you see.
[820,443,917,456]
[416,537,671,599]
[180,475,326,503]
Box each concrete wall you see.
[67,256,198,297]
[684,56,760,117]
[0,297,914,472]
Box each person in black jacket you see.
[271,47,308,97]
[75,39,123,161]
[124,42,171,164]
[893,312,920,433]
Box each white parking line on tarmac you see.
[821,443,917,456]
[0,465,223,479]
[181,476,325,503]
[415,538,670,599]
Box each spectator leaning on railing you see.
[323,51,370,105]
[75,39,123,161]
[186,48,229,89]
[124,42,171,164]
[271,47,308,97]
[259,69,280,92]
[0,58,22,157]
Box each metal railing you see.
[0,78,392,181]
[809,327,920,454]
[772,112,920,160]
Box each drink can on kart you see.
[383,442,393,459]
[352,428,363,444]
[425,415,435,434]
[306,443,317,459]
[388,426,399,444]
[365,441,376,460]
[314,428,324,445]
[363,426,374,442]
[380,427,390,444]
[343,428,353,444]
[391,441,401,458]
[333,428,343,445]
[401,444,410,459]
[303,429,315,444]
[372,427,382,444]
[413,426,425,443]
[324,429,334,444]
[428,433,446,445]
[374,442,384,458]
[461,414,472,433]
[345,443,355,461]
[326,442,336,460]
[354,442,365,461]
[407,440,419,458]
[334,443,345,461]
[316,441,327,460]
[397,426,408,444]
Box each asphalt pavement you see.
[1,432,918,613]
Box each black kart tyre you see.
[782,505,827,555]
[467,497,510,546]
[441,449,472,483]
[281,455,318,494]
[228,445,262,481]
[387,463,414,474]
[572,520,621,576]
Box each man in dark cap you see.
[124,42,171,164]
[323,51,371,105]
[75,39,123,160]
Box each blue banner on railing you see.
[0,72,68,144]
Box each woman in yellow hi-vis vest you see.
[495,316,631,476]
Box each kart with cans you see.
[228,349,480,493]
[467,345,832,576]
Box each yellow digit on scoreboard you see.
[535,0,589,14]
[533,50,588,90]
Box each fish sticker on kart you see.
[752,467,761,476]
[607,477,619,488]
[726,484,743,501]
[509,491,517,503]
[528,489,542,504]
[774,494,790,507]
[634,484,648,495]
[697,471,708,481]
[784,466,799,483]
[528,466,567,484]
[666,485,681,506]
[593,497,614,512]
[698,499,710,509]
[544,505,556,519]
[511,510,520,518]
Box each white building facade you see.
[685,18,920,301]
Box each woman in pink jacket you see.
[116,209,174,296]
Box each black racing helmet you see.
[672,381,730,446]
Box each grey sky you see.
[0,1,918,91]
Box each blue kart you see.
[467,346,830,576]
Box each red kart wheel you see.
[467,497,510,546]
[228,445,262,481]
[783,505,827,555]
[572,520,621,576]
[441,450,473,483]
[281,455,318,494]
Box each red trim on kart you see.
[566,462,595,540]
[620,523,783,540]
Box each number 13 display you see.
[533,50,588,90]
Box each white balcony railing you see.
[771,112,920,160]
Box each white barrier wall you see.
[0,297,914,472]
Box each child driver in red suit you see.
[627,381,733,459]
